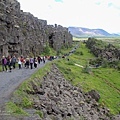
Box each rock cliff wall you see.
[0,0,73,57]
[86,38,120,60]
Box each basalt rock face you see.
[86,38,120,61]
[0,0,72,58]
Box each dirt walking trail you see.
[0,61,47,108]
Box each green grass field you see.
[73,37,88,41]
[73,36,120,48]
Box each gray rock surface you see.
[86,38,120,61]
[0,0,72,58]
[18,64,118,120]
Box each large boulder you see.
[87,89,100,102]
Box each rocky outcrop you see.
[23,64,115,120]
[86,38,120,61]
[0,0,72,58]
[87,90,100,102]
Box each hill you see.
[68,27,120,37]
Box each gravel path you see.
[0,61,48,107]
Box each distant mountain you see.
[68,27,120,37]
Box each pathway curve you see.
[0,43,80,108]
[0,61,47,107]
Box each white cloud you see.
[17,0,120,33]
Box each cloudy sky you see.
[17,0,120,33]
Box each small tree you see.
[43,43,50,56]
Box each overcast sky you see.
[17,0,120,33]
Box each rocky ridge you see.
[86,38,120,66]
[18,64,118,120]
[68,27,120,37]
[0,0,72,58]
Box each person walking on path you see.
[30,57,34,69]
[1,56,8,72]
[20,56,25,68]
[34,57,38,68]
[37,56,41,64]
[43,56,45,64]
[18,57,22,69]
[7,56,12,72]
[25,57,30,68]
[11,55,17,69]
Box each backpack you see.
[4,58,7,65]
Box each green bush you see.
[102,59,109,68]
[75,51,83,55]
[82,64,92,74]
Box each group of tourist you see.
[1,55,46,72]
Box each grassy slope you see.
[6,42,120,115]
[55,42,120,115]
